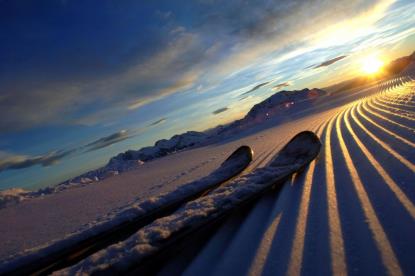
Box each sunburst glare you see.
[361,55,384,74]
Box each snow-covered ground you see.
[0,130,211,208]
[156,76,415,276]
[0,70,414,275]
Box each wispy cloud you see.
[0,150,75,172]
[212,107,229,115]
[272,82,291,91]
[0,129,137,173]
[241,81,270,96]
[148,118,167,127]
[314,55,347,68]
[84,130,132,152]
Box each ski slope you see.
[0,74,414,275]
[156,76,415,276]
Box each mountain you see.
[383,51,415,75]
[218,88,327,135]
[108,131,209,166]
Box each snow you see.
[64,131,210,188]
[0,188,29,209]
[160,76,415,276]
[57,132,319,274]
[0,145,251,274]
[58,165,297,275]
[0,131,209,208]
[0,69,414,275]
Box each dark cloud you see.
[84,130,131,152]
[148,118,167,127]
[0,149,75,172]
[314,55,347,68]
[212,107,229,115]
[272,82,290,91]
[241,81,270,96]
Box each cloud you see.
[0,28,205,132]
[84,130,132,152]
[0,0,397,132]
[241,81,270,96]
[0,150,75,172]
[205,0,393,78]
[127,65,201,111]
[148,118,167,127]
[272,82,291,91]
[314,55,347,68]
[0,129,138,173]
[212,107,229,115]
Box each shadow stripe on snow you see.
[335,109,404,276]
[344,107,415,219]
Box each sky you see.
[0,0,414,190]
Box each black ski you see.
[63,131,321,275]
[0,145,253,276]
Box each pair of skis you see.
[1,131,321,275]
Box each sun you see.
[361,55,383,74]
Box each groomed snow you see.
[0,67,414,275]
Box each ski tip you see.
[223,145,254,165]
[270,131,321,168]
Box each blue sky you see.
[0,0,414,190]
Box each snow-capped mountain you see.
[66,131,210,183]
[218,88,327,135]
[108,131,209,166]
